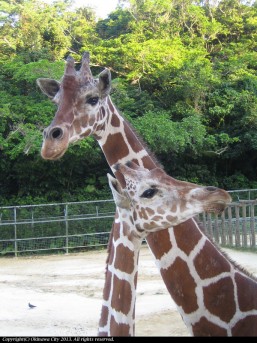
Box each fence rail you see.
[0,190,257,256]
[198,200,257,249]
[0,199,116,256]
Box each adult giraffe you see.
[107,162,257,336]
[37,52,231,335]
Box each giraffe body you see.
[37,53,256,336]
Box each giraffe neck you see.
[98,212,144,336]
[94,97,158,175]
[95,97,257,336]
[160,218,257,336]
[95,98,158,335]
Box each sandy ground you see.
[0,245,257,337]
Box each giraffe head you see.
[37,52,111,160]
[107,162,232,235]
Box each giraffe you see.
[99,162,231,336]
[107,162,257,336]
[36,52,233,335]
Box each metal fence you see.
[0,200,116,256]
[227,188,257,202]
[0,189,257,256]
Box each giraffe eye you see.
[140,188,158,199]
[86,97,99,106]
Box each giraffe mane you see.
[195,217,257,282]
[119,111,164,169]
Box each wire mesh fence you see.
[0,200,116,256]
[0,189,257,256]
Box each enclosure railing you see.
[0,189,257,256]
[0,199,116,256]
[198,200,257,249]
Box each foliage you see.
[0,0,257,205]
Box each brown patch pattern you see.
[174,221,202,256]
[235,272,257,311]
[80,129,91,138]
[203,276,235,322]
[103,271,112,301]
[112,224,121,242]
[194,240,230,279]
[192,317,228,336]
[141,155,157,169]
[143,221,156,231]
[146,230,172,260]
[156,207,165,215]
[166,215,176,223]
[231,315,257,336]
[138,208,148,220]
[114,244,135,274]
[124,123,143,153]
[135,223,144,232]
[161,257,198,313]
[146,207,155,216]
[98,305,109,327]
[111,275,132,315]
[110,114,120,127]
[103,132,129,166]
[151,215,163,222]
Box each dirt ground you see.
[0,245,257,337]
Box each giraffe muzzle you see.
[41,126,69,160]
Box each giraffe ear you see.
[36,78,60,99]
[107,174,130,209]
[98,69,111,98]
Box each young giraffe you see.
[100,162,231,336]
[37,52,232,335]
[108,162,257,337]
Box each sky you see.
[43,0,121,19]
[74,0,120,18]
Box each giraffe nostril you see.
[206,186,218,192]
[50,127,63,140]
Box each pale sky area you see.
[44,0,121,18]
[74,0,120,18]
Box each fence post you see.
[221,211,226,246]
[235,206,240,247]
[250,203,256,249]
[207,213,213,238]
[242,204,247,248]
[214,214,219,244]
[202,213,207,235]
[228,206,233,246]
[65,204,69,254]
[14,207,17,257]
